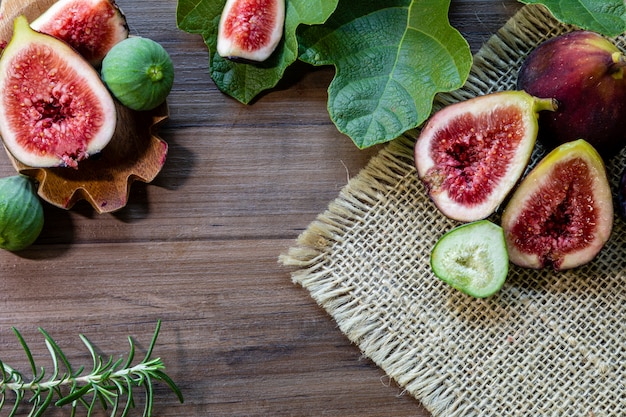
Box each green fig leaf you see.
[520,0,626,36]
[297,0,472,149]
[176,0,339,104]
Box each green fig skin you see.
[518,30,626,158]
[430,220,509,299]
[101,37,174,111]
[0,176,44,252]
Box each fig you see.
[101,36,174,111]
[217,0,285,62]
[618,166,626,219]
[30,0,129,67]
[517,30,626,158]
[501,139,613,271]
[0,15,116,168]
[430,220,509,299]
[0,175,44,252]
[414,91,556,222]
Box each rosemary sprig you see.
[0,320,183,416]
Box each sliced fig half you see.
[430,220,509,298]
[30,0,129,67]
[0,15,116,168]
[501,139,613,271]
[414,91,556,222]
[217,0,285,62]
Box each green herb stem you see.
[0,320,183,416]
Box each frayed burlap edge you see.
[280,5,625,417]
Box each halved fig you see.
[30,0,129,66]
[414,91,556,222]
[501,139,613,271]
[430,220,509,298]
[217,0,285,62]
[0,15,116,168]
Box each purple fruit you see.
[518,30,626,158]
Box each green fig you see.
[0,175,44,252]
[430,220,509,298]
[101,36,174,111]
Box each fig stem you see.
[610,51,626,79]
[147,65,164,82]
[534,96,558,113]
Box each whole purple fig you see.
[518,30,626,158]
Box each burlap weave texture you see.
[280,5,625,416]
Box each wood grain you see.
[0,1,522,415]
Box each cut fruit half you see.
[430,220,509,298]
[0,15,116,168]
[501,139,613,271]
[414,91,556,222]
[217,0,285,62]
[30,0,129,66]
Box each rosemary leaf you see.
[0,320,182,416]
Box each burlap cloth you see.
[279,5,625,416]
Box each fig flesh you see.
[30,0,129,67]
[217,0,285,62]
[501,139,613,271]
[430,220,509,299]
[414,91,556,222]
[517,30,626,158]
[0,15,116,168]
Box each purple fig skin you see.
[517,30,626,158]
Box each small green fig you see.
[0,175,44,252]
[101,37,174,111]
[430,220,509,298]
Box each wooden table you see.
[0,1,523,415]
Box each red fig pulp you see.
[217,0,285,62]
[518,30,626,157]
[501,140,613,271]
[0,16,116,168]
[414,91,556,222]
[31,0,129,66]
